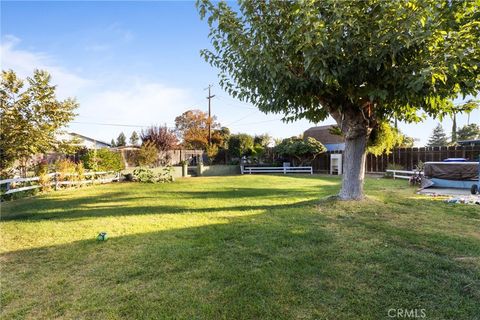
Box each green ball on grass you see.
[97,232,108,241]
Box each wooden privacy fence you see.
[0,171,120,195]
[311,145,480,173]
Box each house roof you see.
[67,132,112,147]
[304,125,344,145]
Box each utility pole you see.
[205,84,215,145]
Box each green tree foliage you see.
[427,124,449,147]
[110,139,116,147]
[0,69,78,173]
[367,122,413,155]
[275,137,326,166]
[81,149,125,172]
[141,126,178,151]
[440,100,479,143]
[56,136,83,155]
[129,131,140,146]
[228,133,254,158]
[198,0,480,199]
[116,132,127,147]
[456,123,480,141]
[137,141,158,167]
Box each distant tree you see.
[175,110,220,149]
[440,100,479,143]
[0,69,78,176]
[110,139,116,147]
[116,132,127,147]
[141,125,178,151]
[198,0,480,200]
[254,134,272,148]
[228,133,254,158]
[275,137,326,166]
[137,141,158,167]
[211,126,231,149]
[456,124,480,142]
[129,131,140,146]
[427,124,449,147]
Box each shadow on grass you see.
[1,185,340,222]
[1,204,479,319]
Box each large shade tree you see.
[0,69,78,175]
[198,0,480,199]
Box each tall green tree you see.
[275,137,327,166]
[129,131,140,146]
[116,132,127,147]
[198,0,480,200]
[228,133,254,158]
[440,100,479,143]
[456,123,480,141]
[0,69,78,175]
[427,124,449,147]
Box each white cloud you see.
[79,80,193,128]
[1,35,196,141]
[1,35,91,98]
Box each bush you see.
[55,159,76,181]
[81,149,125,172]
[131,166,175,183]
[35,160,51,190]
[132,168,156,183]
[137,141,158,167]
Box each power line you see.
[71,121,175,130]
[229,118,284,127]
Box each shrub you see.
[206,144,219,164]
[76,162,85,185]
[81,149,125,172]
[137,141,158,167]
[132,168,156,183]
[131,166,175,183]
[55,159,76,181]
[35,160,51,190]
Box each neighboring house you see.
[56,132,112,149]
[304,125,345,151]
[457,139,480,147]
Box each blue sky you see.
[1,1,478,145]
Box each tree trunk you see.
[328,104,372,201]
[451,113,457,143]
[338,134,367,200]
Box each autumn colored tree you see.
[175,109,220,149]
[198,0,480,200]
[141,125,178,151]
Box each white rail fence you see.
[0,171,120,195]
[386,169,423,180]
[241,166,313,175]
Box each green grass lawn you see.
[1,175,479,319]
